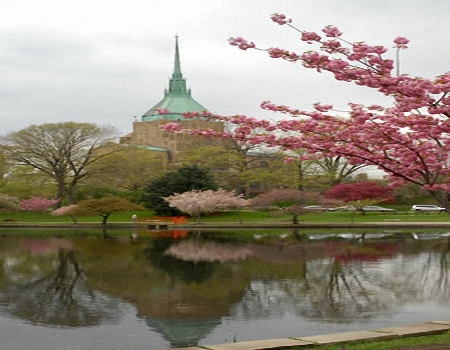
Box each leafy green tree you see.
[0,151,6,188]
[85,145,166,199]
[141,165,218,215]
[0,194,19,213]
[284,150,367,191]
[179,143,295,196]
[1,122,117,204]
[314,156,367,187]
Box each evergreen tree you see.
[141,165,218,215]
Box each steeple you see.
[167,36,188,95]
[173,35,182,79]
[141,36,208,122]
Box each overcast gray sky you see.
[1,0,449,136]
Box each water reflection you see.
[144,238,222,283]
[146,316,222,348]
[0,238,121,327]
[0,229,448,349]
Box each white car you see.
[303,205,329,212]
[411,204,446,212]
[362,206,396,212]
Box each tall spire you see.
[173,35,182,79]
[168,35,188,94]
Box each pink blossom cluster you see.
[322,25,342,38]
[393,36,409,49]
[301,31,322,43]
[183,111,214,121]
[270,13,292,25]
[160,122,183,133]
[321,40,343,54]
[164,189,249,220]
[19,197,59,211]
[228,37,255,50]
[155,108,170,115]
[267,48,300,61]
[52,205,78,216]
[324,181,394,202]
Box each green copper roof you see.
[142,36,208,122]
[137,145,168,152]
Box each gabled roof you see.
[142,36,208,122]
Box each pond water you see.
[0,228,449,350]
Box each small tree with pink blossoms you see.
[19,197,59,212]
[162,14,450,213]
[164,189,249,223]
[52,205,79,224]
[250,189,322,224]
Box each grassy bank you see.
[296,330,450,350]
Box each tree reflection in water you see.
[0,232,449,349]
[1,246,121,327]
[231,237,450,323]
[144,238,221,283]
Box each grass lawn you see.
[195,209,450,224]
[0,210,154,223]
[0,209,450,224]
[294,330,450,350]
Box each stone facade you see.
[121,119,224,161]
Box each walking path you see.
[174,320,450,350]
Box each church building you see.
[120,37,224,162]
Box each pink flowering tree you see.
[325,181,395,214]
[19,197,59,212]
[164,189,249,223]
[325,181,394,203]
[250,189,322,224]
[162,14,450,213]
[52,205,79,223]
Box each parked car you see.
[303,205,329,212]
[411,204,446,212]
[328,205,356,212]
[362,206,396,212]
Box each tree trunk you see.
[101,214,109,225]
[297,163,304,192]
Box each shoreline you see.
[1,221,450,229]
[176,320,450,350]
